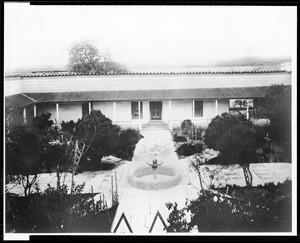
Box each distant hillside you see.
[214,56,291,67]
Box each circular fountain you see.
[128,130,182,190]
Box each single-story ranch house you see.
[5,64,292,131]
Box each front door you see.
[150,102,162,120]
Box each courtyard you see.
[5,128,292,234]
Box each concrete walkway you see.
[111,129,195,234]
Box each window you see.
[131,102,143,119]
[194,101,203,117]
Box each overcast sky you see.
[4,4,297,73]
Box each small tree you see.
[117,128,143,160]
[255,84,291,162]
[204,113,257,187]
[6,125,44,196]
[189,155,205,190]
[68,41,128,74]
[5,106,24,133]
[74,110,121,169]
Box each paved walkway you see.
[111,129,195,233]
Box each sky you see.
[4,4,297,73]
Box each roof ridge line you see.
[21,93,37,102]
[4,70,289,78]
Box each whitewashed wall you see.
[115,102,132,122]
[217,99,229,115]
[171,100,193,121]
[59,103,82,122]
[32,99,230,129]
[143,101,150,123]
[93,101,114,121]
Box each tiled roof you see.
[5,93,37,107]
[5,63,291,78]
[4,86,271,107]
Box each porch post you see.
[88,102,92,113]
[169,100,172,131]
[192,100,195,122]
[56,103,59,122]
[23,107,26,123]
[138,101,141,120]
[113,102,116,124]
[169,100,172,121]
[215,99,218,116]
[246,102,249,120]
[33,104,37,117]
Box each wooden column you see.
[56,103,59,122]
[23,107,26,123]
[169,100,172,122]
[192,100,195,122]
[215,99,218,116]
[33,104,37,117]
[113,102,116,123]
[246,102,249,120]
[138,101,141,121]
[88,102,92,114]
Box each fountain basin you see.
[128,165,181,190]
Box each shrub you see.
[181,119,193,136]
[176,143,203,157]
[6,184,117,233]
[203,113,258,186]
[74,110,121,170]
[189,126,204,141]
[173,133,187,143]
[165,180,292,232]
[204,113,251,150]
[116,128,143,160]
[215,124,258,165]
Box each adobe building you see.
[5,63,291,131]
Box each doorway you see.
[150,102,162,120]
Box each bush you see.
[165,180,292,232]
[6,184,117,233]
[116,128,143,160]
[215,124,259,164]
[204,113,251,150]
[181,119,193,136]
[173,133,187,143]
[180,120,203,141]
[176,143,203,157]
[203,113,259,186]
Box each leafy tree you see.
[117,128,143,160]
[255,84,291,162]
[6,125,44,196]
[76,110,120,162]
[68,41,128,74]
[5,106,24,134]
[203,113,257,186]
[204,113,251,149]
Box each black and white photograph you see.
[3,3,297,239]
